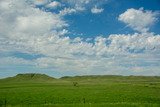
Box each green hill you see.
[0,73,56,83]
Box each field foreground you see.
[0,74,160,107]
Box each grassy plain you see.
[0,74,160,107]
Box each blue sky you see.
[0,0,160,78]
[65,0,160,38]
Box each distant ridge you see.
[60,75,160,79]
[0,73,56,83]
[0,73,160,83]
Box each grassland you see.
[0,74,160,107]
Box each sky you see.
[0,0,160,78]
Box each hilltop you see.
[0,73,56,83]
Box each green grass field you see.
[0,74,160,107]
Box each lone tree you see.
[73,82,78,87]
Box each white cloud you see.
[15,13,65,34]
[62,0,91,7]
[1,31,160,76]
[59,0,90,14]
[59,8,77,16]
[0,0,67,37]
[107,33,160,54]
[0,57,34,66]
[0,0,67,55]
[46,1,61,9]
[2,31,160,76]
[32,0,48,6]
[91,6,104,14]
[60,0,106,14]
[0,0,12,10]
[118,8,159,33]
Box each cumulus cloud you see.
[91,6,104,14]
[0,0,67,37]
[15,13,65,35]
[60,0,107,14]
[59,8,77,16]
[29,33,160,75]
[46,1,61,9]
[118,8,159,33]
[62,0,91,7]
[0,0,67,55]
[1,28,160,76]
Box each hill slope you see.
[0,73,56,83]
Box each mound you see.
[0,73,56,83]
